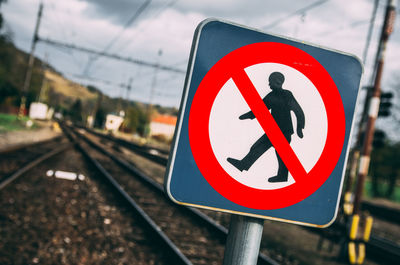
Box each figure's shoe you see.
[268,175,288,183]
[227,157,244,172]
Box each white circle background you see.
[208,63,328,190]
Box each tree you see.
[69,99,83,123]
[124,107,139,132]
[369,141,400,199]
[0,0,9,42]
[123,106,149,136]
[0,1,6,29]
[0,3,3,32]
[94,107,105,129]
[87,85,100,93]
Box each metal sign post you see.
[223,215,264,265]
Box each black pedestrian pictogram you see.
[227,72,305,183]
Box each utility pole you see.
[343,0,379,198]
[125,77,133,104]
[147,49,162,136]
[19,1,43,117]
[362,0,379,65]
[353,0,396,214]
[38,52,49,103]
[90,91,102,128]
[121,77,133,116]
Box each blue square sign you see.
[164,19,363,227]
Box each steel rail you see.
[71,125,279,265]
[367,235,400,264]
[77,125,400,265]
[82,127,168,166]
[61,125,193,265]
[310,221,400,264]
[84,125,170,156]
[361,201,400,224]
[85,126,400,228]
[0,142,72,190]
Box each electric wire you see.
[262,0,329,30]
[113,0,179,54]
[82,0,153,75]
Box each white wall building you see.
[29,102,49,120]
[149,114,177,139]
[105,114,124,132]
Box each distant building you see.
[150,114,177,139]
[29,102,49,120]
[87,115,94,128]
[105,114,124,132]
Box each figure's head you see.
[268,72,285,90]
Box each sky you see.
[1,0,400,139]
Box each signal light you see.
[378,92,393,117]
[373,129,386,148]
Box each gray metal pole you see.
[223,214,264,265]
[19,2,43,117]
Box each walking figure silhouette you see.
[227,72,305,183]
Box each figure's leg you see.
[268,152,289,182]
[269,135,292,183]
[227,135,272,171]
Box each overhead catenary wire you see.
[313,19,370,37]
[38,37,185,74]
[363,0,379,65]
[38,0,183,102]
[66,73,129,88]
[113,0,179,54]
[43,0,93,71]
[83,0,153,74]
[101,0,152,54]
[65,71,182,98]
[262,0,329,30]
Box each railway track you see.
[1,143,178,264]
[78,125,400,265]
[0,136,72,189]
[0,136,66,179]
[66,124,279,265]
[80,126,168,166]
[361,200,400,224]
[81,126,400,225]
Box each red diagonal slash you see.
[231,69,307,181]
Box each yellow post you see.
[348,242,357,264]
[350,215,359,240]
[344,192,354,215]
[357,243,366,264]
[363,216,373,242]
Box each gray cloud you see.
[81,0,164,25]
[3,0,399,111]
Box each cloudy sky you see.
[2,0,400,113]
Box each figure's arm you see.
[239,95,271,120]
[290,95,305,138]
[239,111,255,120]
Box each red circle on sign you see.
[188,42,346,210]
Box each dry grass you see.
[45,70,97,100]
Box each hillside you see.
[44,70,97,101]
[0,37,177,122]
[0,37,100,114]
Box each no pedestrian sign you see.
[164,19,362,227]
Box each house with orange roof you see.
[149,114,177,139]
